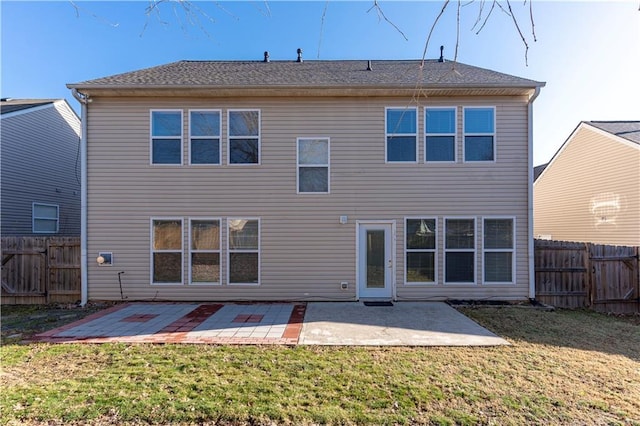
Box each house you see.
[534,121,640,246]
[67,56,544,303]
[1,99,81,236]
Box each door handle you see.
[388,259,392,269]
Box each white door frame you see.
[355,220,396,300]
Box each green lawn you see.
[1,307,639,425]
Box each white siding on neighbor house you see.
[534,125,640,246]
[1,101,81,235]
[86,95,531,301]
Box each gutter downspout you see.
[71,89,90,306]
[527,86,541,300]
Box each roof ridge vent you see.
[367,60,372,71]
[296,48,303,63]
[438,46,445,63]
[264,51,270,62]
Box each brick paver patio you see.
[32,302,306,345]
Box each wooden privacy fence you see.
[535,239,640,314]
[1,236,81,304]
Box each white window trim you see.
[188,109,221,166]
[32,202,59,234]
[425,107,457,164]
[150,110,184,166]
[404,217,438,286]
[188,217,222,286]
[150,217,184,285]
[227,109,261,166]
[296,137,330,194]
[385,106,418,164]
[482,216,516,285]
[227,217,261,286]
[463,106,496,163]
[444,217,477,285]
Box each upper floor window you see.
[32,203,58,233]
[386,107,417,162]
[425,108,456,162]
[151,110,183,165]
[189,110,221,165]
[483,218,515,283]
[228,110,260,165]
[297,138,329,193]
[464,107,495,162]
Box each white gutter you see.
[71,89,90,306]
[527,86,542,300]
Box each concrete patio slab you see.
[299,302,508,346]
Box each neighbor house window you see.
[405,218,437,284]
[151,110,183,165]
[228,110,260,164]
[151,218,183,284]
[445,218,476,283]
[189,219,221,285]
[297,138,329,193]
[32,203,58,233]
[386,107,417,162]
[189,110,220,165]
[228,219,260,284]
[425,107,456,162]
[483,218,515,283]
[464,107,495,161]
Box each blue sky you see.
[1,1,638,165]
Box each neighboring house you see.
[534,121,640,246]
[67,56,544,303]
[1,99,81,236]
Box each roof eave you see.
[67,83,543,98]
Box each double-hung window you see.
[151,219,183,284]
[445,218,476,283]
[228,110,260,164]
[405,218,437,284]
[425,108,456,162]
[386,107,417,162]
[189,110,221,165]
[32,203,59,233]
[189,219,221,284]
[151,110,182,165]
[228,219,260,284]
[464,107,495,161]
[483,218,515,283]
[297,138,329,193]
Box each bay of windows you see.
[464,107,495,162]
[189,110,220,165]
[386,107,417,162]
[297,138,329,193]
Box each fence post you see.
[585,243,593,309]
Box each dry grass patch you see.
[1,307,639,425]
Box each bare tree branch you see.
[317,1,330,59]
[68,0,119,27]
[367,0,409,41]
[529,0,537,42]
[421,0,450,66]
[506,0,530,65]
[454,0,461,63]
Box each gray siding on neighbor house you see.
[534,124,640,246]
[1,101,81,236]
[86,95,532,301]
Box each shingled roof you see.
[0,99,57,115]
[587,121,640,145]
[68,59,544,93]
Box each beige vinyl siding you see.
[534,125,640,246]
[86,95,531,301]
[1,102,81,235]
